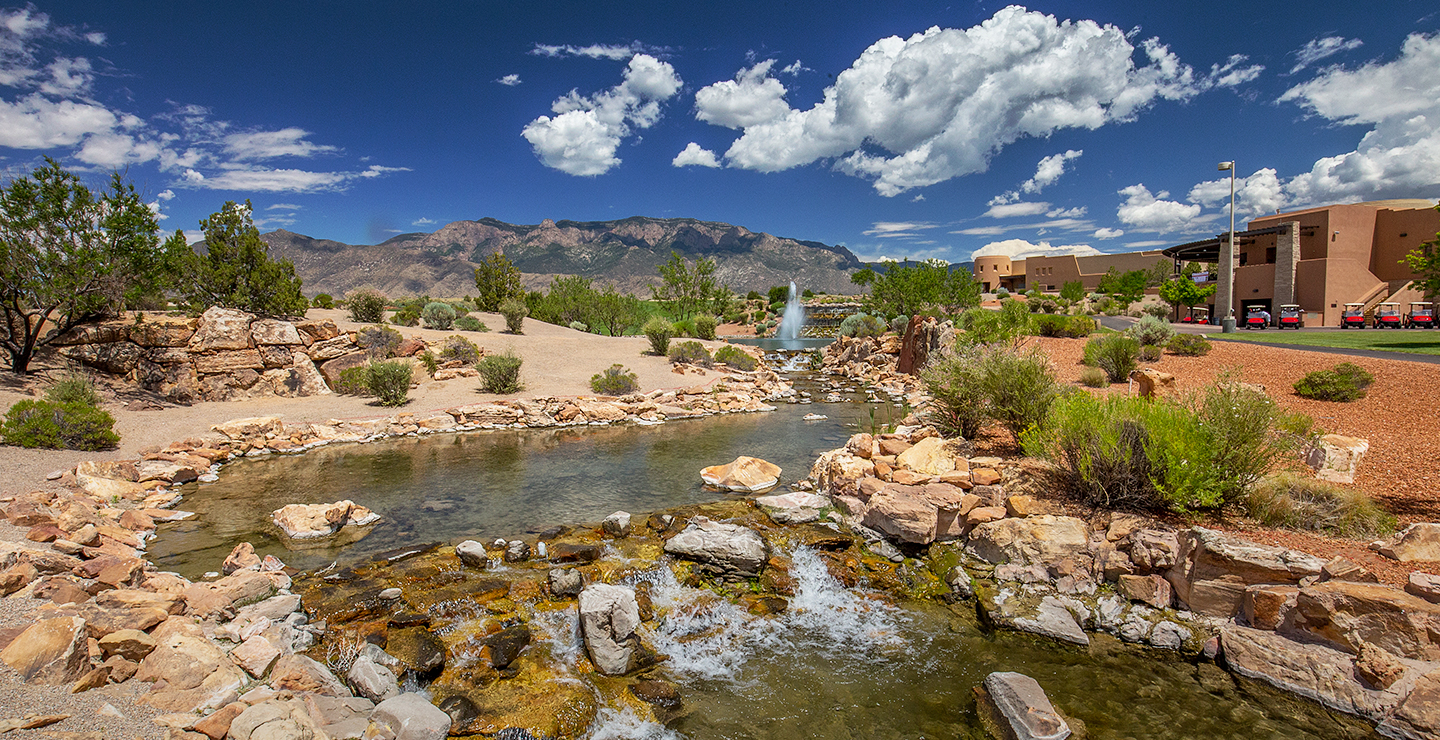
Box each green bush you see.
[1293,362,1374,402]
[438,335,482,366]
[838,312,885,338]
[668,340,714,367]
[335,365,371,395]
[392,306,421,327]
[47,373,100,407]
[1084,334,1140,382]
[1166,334,1211,356]
[422,301,457,330]
[569,321,588,332]
[643,317,674,355]
[455,315,488,332]
[478,351,523,393]
[922,343,1061,441]
[1127,315,1175,346]
[1140,344,1162,362]
[1079,367,1108,387]
[2,399,119,450]
[358,325,403,358]
[960,299,1033,343]
[418,351,438,376]
[1141,302,1172,319]
[1200,378,1315,504]
[1246,472,1395,538]
[312,293,334,309]
[715,345,758,371]
[890,315,910,334]
[590,364,639,395]
[346,288,387,323]
[366,361,413,406]
[1032,314,1094,339]
[499,298,528,334]
[694,315,718,340]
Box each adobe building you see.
[1163,199,1437,326]
[971,250,1170,293]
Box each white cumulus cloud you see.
[985,202,1051,219]
[970,238,1101,261]
[1188,167,1288,218]
[530,42,662,60]
[1093,227,1124,239]
[1290,36,1363,74]
[224,128,339,160]
[694,60,792,129]
[672,142,720,168]
[495,74,521,86]
[705,7,1219,196]
[523,54,682,176]
[1116,184,1206,232]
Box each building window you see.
[1266,247,1277,264]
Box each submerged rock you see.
[663,517,769,577]
[974,671,1072,740]
[700,456,781,492]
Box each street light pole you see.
[1218,161,1237,333]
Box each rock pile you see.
[55,307,347,403]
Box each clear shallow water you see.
[149,385,876,577]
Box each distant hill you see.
[261,216,866,299]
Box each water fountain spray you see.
[777,281,805,342]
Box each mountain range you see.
[260,216,866,299]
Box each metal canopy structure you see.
[1162,225,1291,263]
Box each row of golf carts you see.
[1178,302,1435,329]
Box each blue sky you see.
[3,1,1437,265]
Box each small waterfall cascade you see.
[777,281,805,341]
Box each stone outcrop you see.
[1375,522,1440,562]
[1306,434,1369,484]
[700,456,782,492]
[0,616,89,684]
[56,307,352,403]
[1166,527,1325,617]
[966,516,1088,567]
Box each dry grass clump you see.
[1245,472,1395,538]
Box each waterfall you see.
[777,281,805,341]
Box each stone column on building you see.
[1273,221,1299,312]
[1216,235,1236,323]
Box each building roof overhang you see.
[1162,225,1290,262]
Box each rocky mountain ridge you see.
[261,216,865,299]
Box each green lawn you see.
[1212,329,1440,356]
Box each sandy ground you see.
[0,308,740,498]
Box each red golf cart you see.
[1278,304,1304,329]
[1407,302,1435,329]
[1245,305,1270,329]
[1340,303,1367,329]
[1374,302,1403,329]
[1181,306,1210,324]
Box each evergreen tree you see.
[174,200,307,316]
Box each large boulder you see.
[1378,668,1440,740]
[862,484,939,544]
[184,569,286,620]
[966,515,1088,566]
[271,500,380,539]
[974,671,1073,740]
[578,584,640,676]
[250,319,303,345]
[265,353,332,397]
[228,698,324,740]
[135,617,247,713]
[1285,581,1440,661]
[754,491,829,525]
[130,315,198,347]
[189,306,254,351]
[894,437,967,476]
[1165,527,1325,617]
[270,654,351,696]
[663,517,768,577]
[0,616,89,684]
[1220,625,1424,720]
[1376,522,1440,562]
[1305,434,1369,484]
[700,456,782,492]
[368,694,451,740]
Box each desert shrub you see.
[1167,334,1211,356]
[335,366,371,395]
[47,373,100,407]
[1084,334,1140,382]
[714,345,758,371]
[499,298,528,334]
[1140,344,1163,362]
[392,305,420,327]
[346,288,387,323]
[1199,378,1315,503]
[366,361,412,406]
[1029,297,1060,314]
[1127,315,1175,346]
[418,351,439,376]
[1094,296,1119,315]
[438,335,482,366]
[1032,314,1094,339]
[1246,473,1395,538]
[995,288,1010,298]
[3,399,119,450]
[568,321,588,332]
[694,315,718,341]
[358,325,403,358]
[1141,302,1172,319]
[590,364,639,395]
[643,317,674,355]
[455,315,487,332]
[922,343,1061,441]
[1293,362,1374,402]
[961,299,1032,343]
[422,302,457,330]
[890,315,910,334]
[839,312,886,338]
[312,293,334,309]
[668,340,714,367]
[477,352,523,393]
[1079,367,1108,387]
